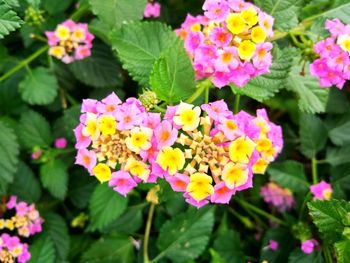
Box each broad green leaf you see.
[26,0,40,8]
[331,164,350,193]
[88,183,128,231]
[18,110,52,149]
[40,159,68,200]
[81,236,134,263]
[63,105,81,142]
[68,171,97,209]
[69,43,122,88]
[0,1,22,39]
[19,67,59,105]
[268,160,309,192]
[326,89,349,114]
[89,0,147,28]
[0,120,19,184]
[329,121,350,146]
[255,0,303,31]
[286,63,329,114]
[299,113,328,159]
[69,235,94,263]
[43,213,70,260]
[29,237,56,263]
[89,19,111,44]
[288,249,324,263]
[261,228,295,263]
[335,239,350,263]
[42,0,73,15]
[325,146,350,166]
[213,229,244,263]
[150,39,195,103]
[210,249,227,263]
[306,0,350,24]
[111,21,178,87]
[9,161,41,203]
[231,47,297,102]
[156,206,215,263]
[308,199,350,243]
[3,0,19,7]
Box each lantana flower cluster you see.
[74,93,283,208]
[45,19,94,64]
[260,182,294,212]
[310,18,350,89]
[0,196,43,263]
[176,0,274,88]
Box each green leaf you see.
[308,199,350,243]
[29,237,56,263]
[268,160,309,192]
[0,120,19,184]
[19,67,59,105]
[18,110,52,149]
[63,105,81,142]
[150,39,195,103]
[111,21,178,87]
[213,229,244,263]
[43,213,70,260]
[89,0,147,28]
[42,0,73,15]
[286,62,329,114]
[326,146,350,166]
[9,161,41,203]
[69,43,122,88]
[89,19,111,44]
[3,0,19,7]
[335,239,350,263]
[326,88,349,114]
[231,47,297,102]
[210,248,227,263]
[40,159,68,200]
[156,206,215,263]
[0,1,22,39]
[81,235,134,263]
[255,0,303,31]
[68,171,97,209]
[331,164,350,194]
[288,249,324,263]
[329,121,350,146]
[299,113,328,159]
[308,0,350,24]
[88,183,128,231]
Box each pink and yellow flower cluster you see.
[45,19,94,64]
[0,196,43,263]
[175,0,274,88]
[260,182,294,212]
[310,19,350,89]
[0,234,30,263]
[74,93,283,208]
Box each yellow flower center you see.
[98,115,116,136]
[55,25,70,41]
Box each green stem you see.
[144,203,155,263]
[153,105,166,113]
[312,158,318,184]
[70,3,90,21]
[228,207,254,229]
[234,94,240,114]
[289,33,306,49]
[323,245,333,263]
[236,198,287,226]
[0,46,48,82]
[186,83,207,104]
[205,84,210,104]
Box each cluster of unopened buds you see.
[45,19,94,64]
[176,0,274,88]
[310,18,350,89]
[260,182,294,212]
[0,196,43,263]
[74,93,283,208]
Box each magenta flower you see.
[209,27,233,47]
[154,120,178,148]
[109,171,137,196]
[144,2,161,18]
[166,173,190,192]
[203,0,230,22]
[269,240,279,251]
[75,148,97,173]
[310,180,333,200]
[54,137,67,149]
[301,239,319,254]
[210,182,235,204]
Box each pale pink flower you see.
[310,181,333,200]
[109,171,137,196]
[301,239,319,254]
[269,240,279,251]
[75,148,96,172]
[54,137,67,149]
[210,182,235,204]
[144,2,161,18]
[166,173,190,192]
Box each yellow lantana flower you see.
[98,115,116,136]
[338,35,350,53]
[92,163,111,183]
[226,13,245,34]
[229,136,256,163]
[186,173,214,202]
[125,127,153,153]
[82,113,99,138]
[55,25,70,41]
[156,146,185,175]
[173,102,201,131]
[238,40,256,61]
[256,137,272,152]
[125,158,150,181]
[251,26,267,43]
[241,7,258,28]
[252,158,269,174]
[49,46,66,59]
[222,162,249,189]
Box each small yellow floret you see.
[125,158,150,181]
[226,13,246,34]
[173,102,201,131]
[72,28,86,41]
[92,163,111,183]
[55,25,70,41]
[98,115,116,136]
[241,7,258,27]
[49,46,66,59]
[322,189,332,200]
[238,40,256,61]
[251,26,266,43]
[186,173,214,202]
[229,136,256,163]
[256,137,272,152]
[156,147,185,175]
[252,158,269,174]
[222,162,249,189]
[126,127,152,153]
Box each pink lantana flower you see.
[301,239,319,254]
[166,173,190,192]
[144,2,161,18]
[54,137,67,149]
[269,240,279,251]
[310,180,333,200]
[154,120,178,148]
[109,171,137,196]
[75,148,97,173]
